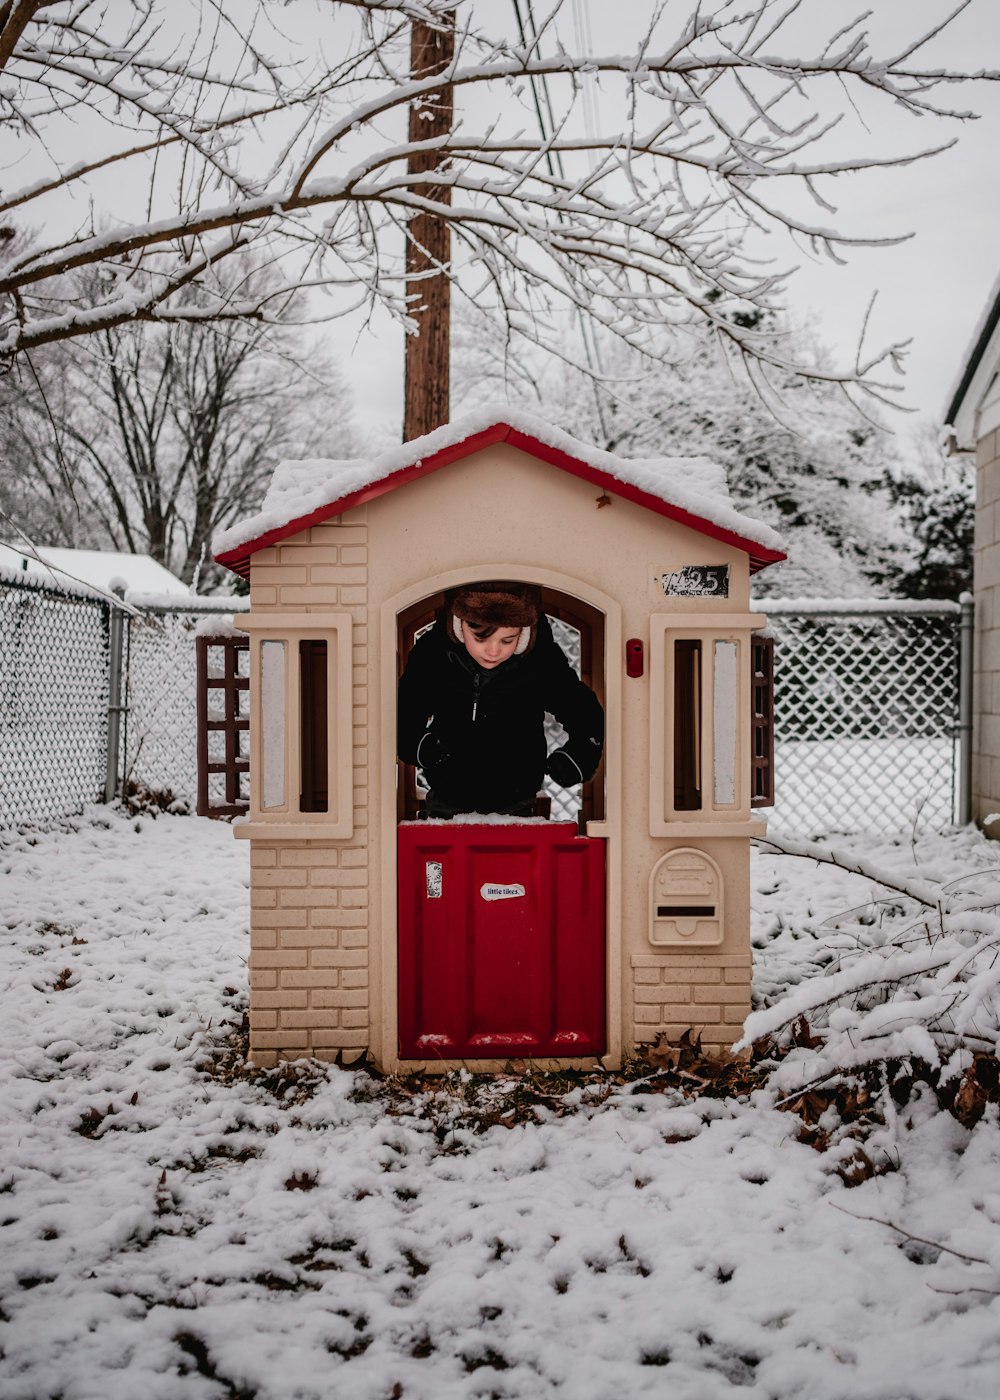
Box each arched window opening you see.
[396,584,606,828]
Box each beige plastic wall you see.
[239,442,766,1069]
[975,424,1000,824]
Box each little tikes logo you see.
[480,882,526,901]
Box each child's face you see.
[463,624,522,669]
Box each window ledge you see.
[234,819,353,841]
[649,818,769,839]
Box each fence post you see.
[957,591,975,827]
[104,586,127,803]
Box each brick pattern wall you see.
[248,842,369,1065]
[975,429,1000,819]
[631,953,751,1052]
[246,522,370,609]
[248,513,371,1066]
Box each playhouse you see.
[212,409,785,1070]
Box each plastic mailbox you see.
[397,822,606,1059]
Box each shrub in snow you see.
[744,835,1000,1133]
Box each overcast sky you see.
[345,0,1000,455]
[4,2,995,459]
[783,0,1000,432]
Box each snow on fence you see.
[0,573,971,834]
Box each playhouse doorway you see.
[395,583,607,1061]
[395,585,606,826]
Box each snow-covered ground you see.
[2,810,1000,1400]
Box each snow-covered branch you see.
[0,0,995,395]
[740,835,1000,1084]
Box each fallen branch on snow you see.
[754,833,942,909]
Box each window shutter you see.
[240,611,354,838]
[196,634,250,818]
[750,633,775,808]
[299,639,329,812]
[673,638,702,810]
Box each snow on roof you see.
[941,267,997,417]
[943,267,1000,432]
[212,407,786,575]
[0,544,190,598]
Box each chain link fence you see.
[0,571,111,826]
[124,602,247,807]
[0,571,970,835]
[125,610,216,801]
[0,571,241,825]
[760,599,968,835]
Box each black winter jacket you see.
[397,613,604,814]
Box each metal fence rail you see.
[0,572,970,835]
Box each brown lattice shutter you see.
[750,635,773,812]
[751,633,775,808]
[196,634,250,818]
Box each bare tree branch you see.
[0,0,995,402]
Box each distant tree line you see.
[0,260,354,592]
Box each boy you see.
[397,581,604,818]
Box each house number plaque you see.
[656,565,730,598]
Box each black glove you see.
[416,730,451,775]
[545,747,584,789]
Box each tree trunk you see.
[403,12,454,443]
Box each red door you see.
[398,823,606,1059]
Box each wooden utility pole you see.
[403,12,455,442]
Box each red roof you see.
[215,421,786,579]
